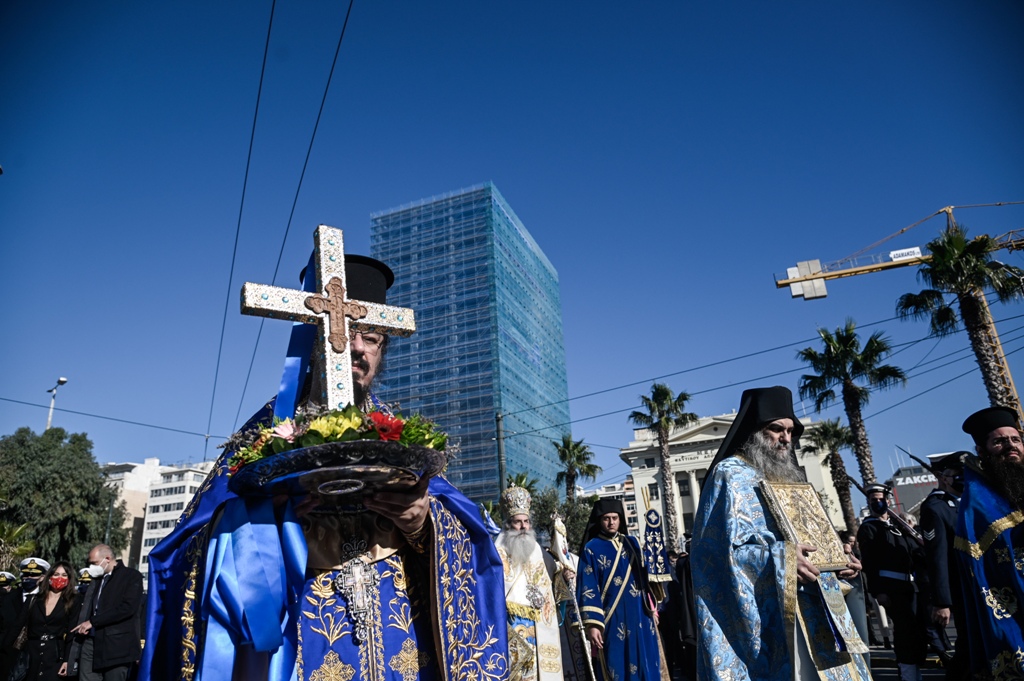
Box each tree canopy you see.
[629,383,698,550]
[797,320,905,485]
[553,434,601,503]
[0,427,128,565]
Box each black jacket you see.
[857,514,924,596]
[919,489,959,608]
[81,561,144,670]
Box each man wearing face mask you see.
[918,452,967,679]
[18,557,50,601]
[69,544,143,681]
[857,485,927,681]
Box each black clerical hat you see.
[579,498,627,556]
[300,254,395,305]
[705,386,804,481]
[962,406,1019,445]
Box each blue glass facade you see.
[370,183,569,503]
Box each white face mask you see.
[85,563,105,579]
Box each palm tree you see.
[896,221,1024,411]
[628,383,698,550]
[0,519,36,572]
[797,320,906,485]
[506,472,539,497]
[801,419,858,534]
[553,435,601,503]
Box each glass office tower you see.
[370,183,569,503]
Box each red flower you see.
[369,412,404,441]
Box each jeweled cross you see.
[241,225,415,410]
[333,558,381,644]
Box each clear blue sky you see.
[2,1,1022,491]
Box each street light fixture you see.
[45,377,68,431]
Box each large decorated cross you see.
[241,225,416,411]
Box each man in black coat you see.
[70,544,143,681]
[919,452,969,680]
[857,484,928,681]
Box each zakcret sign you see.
[892,473,937,486]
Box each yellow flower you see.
[308,406,365,441]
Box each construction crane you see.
[775,203,1024,422]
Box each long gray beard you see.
[502,529,539,569]
[743,430,806,483]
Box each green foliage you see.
[553,434,601,503]
[528,487,598,552]
[0,427,129,565]
[797,320,905,486]
[506,472,539,497]
[0,519,36,573]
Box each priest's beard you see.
[743,430,806,483]
[986,453,1024,510]
[503,529,539,569]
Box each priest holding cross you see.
[142,226,509,681]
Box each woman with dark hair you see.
[16,561,82,680]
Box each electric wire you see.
[231,0,357,432]
[0,397,228,440]
[203,0,278,460]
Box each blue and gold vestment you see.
[140,400,509,681]
[578,533,661,681]
[691,457,870,681]
[954,462,1024,678]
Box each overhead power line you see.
[205,0,279,459]
[0,397,228,440]
[231,0,358,432]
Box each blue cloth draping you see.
[954,464,1024,675]
[578,533,661,681]
[691,456,870,681]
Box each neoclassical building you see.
[620,411,846,549]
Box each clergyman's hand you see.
[837,546,862,580]
[58,663,67,677]
[586,625,604,652]
[363,476,430,535]
[796,543,821,584]
[932,606,951,627]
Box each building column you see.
[689,470,701,508]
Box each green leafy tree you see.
[801,419,858,534]
[0,518,36,572]
[0,428,129,564]
[797,320,906,485]
[553,435,601,503]
[529,486,600,552]
[628,383,698,550]
[506,472,539,497]
[896,222,1024,410]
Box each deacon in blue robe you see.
[577,499,663,681]
[956,407,1024,677]
[692,387,870,681]
[141,254,508,681]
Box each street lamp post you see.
[45,377,68,431]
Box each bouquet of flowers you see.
[225,404,448,475]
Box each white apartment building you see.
[101,458,166,569]
[621,411,844,550]
[139,461,215,583]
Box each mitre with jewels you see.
[501,484,532,519]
